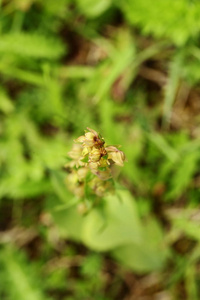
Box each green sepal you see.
[81,154,89,163]
[98,166,107,171]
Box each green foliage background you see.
[0,0,200,299]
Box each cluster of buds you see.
[65,128,125,199]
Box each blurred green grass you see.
[0,0,200,299]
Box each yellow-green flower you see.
[105,146,126,166]
[66,143,85,168]
[65,170,85,198]
[89,177,114,197]
[65,127,126,198]
[75,127,105,148]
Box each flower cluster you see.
[65,127,125,198]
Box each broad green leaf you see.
[48,196,84,241]
[49,190,143,248]
[112,218,167,272]
[82,190,143,251]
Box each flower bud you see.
[77,167,88,181]
[89,148,101,162]
[74,184,85,198]
[96,169,112,180]
[67,172,79,185]
[89,177,114,197]
[77,203,88,214]
[75,135,85,143]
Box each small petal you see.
[86,127,99,136]
[75,135,85,143]
[85,132,95,140]
[68,143,82,159]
